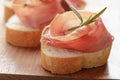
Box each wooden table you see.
[0,0,120,79]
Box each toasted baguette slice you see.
[40,27,112,74]
[4,0,14,22]
[6,15,42,47]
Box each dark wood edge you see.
[0,73,87,80]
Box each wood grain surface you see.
[0,0,120,79]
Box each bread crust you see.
[6,27,41,47]
[4,0,14,22]
[6,15,42,47]
[40,26,112,74]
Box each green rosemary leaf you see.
[90,7,107,21]
[67,25,80,31]
[68,7,107,31]
[88,15,93,20]
[80,19,95,27]
[80,15,93,26]
[70,6,83,24]
[80,7,107,26]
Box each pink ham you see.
[43,11,113,52]
[13,0,86,29]
[13,0,64,29]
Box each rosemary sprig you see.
[70,7,83,24]
[68,7,107,31]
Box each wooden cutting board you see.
[0,0,120,79]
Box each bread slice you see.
[4,0,14,22]
[40,27,112,74]
[6,15,42,47]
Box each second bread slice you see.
[6,15,42,47]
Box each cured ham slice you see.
[43,11,113,52]
[13,0,86,29]
[13,0,64,29]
